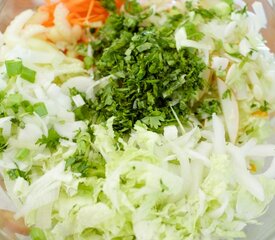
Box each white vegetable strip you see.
[228,144,265,201]
[217,79,239,143]
[262,157,275,178]
[247,145,275,157]
[252,1,267,28]
[212,114,226,154]
[4,10,34,44]
[72,94,85,107]
[0,186,17,212]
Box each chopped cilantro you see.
[184,22,205,41]
[101,0,117,11]
[196,99,221,120]
[36,128,61,151]
[222,89,232,99]
[259,100,270,112]
[84,6,206,133]
[0,132,8,153]
[236,5,247,15]
[65,131,106,177]
[7,168,31,183]
[250,101,271,112]
[194,8,216,19]
[65,155,92,177]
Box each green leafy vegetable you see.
[36,128,61,151]
[222,89,232,99]
[259,100,270,112]
[100,0,117,11]
[65,131,106,177]
[84,7,205,133]
[196,99,221,120]
[0,133,8,153]
[184,22,205,41]
[7,168,31,183]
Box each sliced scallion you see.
[5,60,22,77]
[33,102,48,117]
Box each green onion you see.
[30,227,47,240]
[33,102,48,117]
[5,60,22,77]
[21,66,36,83]
[16,148,30,160]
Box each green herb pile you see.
[76,2,208,133]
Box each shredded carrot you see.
[39,0,125,27]
[249,163,257,173]
[251,111,269,118]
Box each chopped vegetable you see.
[16,148,30,161]
[84,8,205,133]
[30,227,47,240]
[5,60,23,77]
[21,66,36,83]
[39,0,125,27]
[36,128,61,151]
[33,102,48,117]
[7,168,31,183]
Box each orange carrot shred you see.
[251,111,269,118]
[39,0,122,27]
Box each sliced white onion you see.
[163,125,178,141]
[252,1,267,29]
[247,145,275,157]
[4,10,34,45]
[228,144,265,201]
[0,186,17,212]
[72,94,85,107]
[217,79,239,144]
[211,57,229,71]
[212,114,226,154]
[262,157,275,178]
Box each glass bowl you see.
[0,0,275,239]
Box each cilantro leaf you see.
[7,168,31,183]
[195,99,221,120]
[184,22,205,41]
[0,134,8,153]
[222,89,232,99]
[36,128,61,151]
[65,131,106,177]
[141,113,165,129]
[259,100,270,112]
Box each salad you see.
[0,0,275,239]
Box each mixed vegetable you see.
[0,0,275,239]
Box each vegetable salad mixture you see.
[0,0,275,239]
